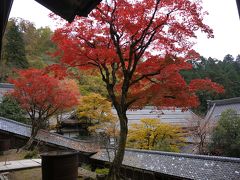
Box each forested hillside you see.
[182,54,240,115]
[0,18,56,81]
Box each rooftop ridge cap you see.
[208,97,240,104]
[113,106,193,111]
[0,83,14,87]
[39,129,94,143]
[0,83,14,85]
[0,116,31,128]
[125,148,240,163]
[0,117,96,144]
[0,117,97,152]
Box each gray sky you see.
[9,0,240,60]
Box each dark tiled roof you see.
[207,97,240,107]
[205,97,240,121]
[0,83,14,89]
[0,117,98,153]
[112,107,199,127]
[91,149,240,180]
[35,0,102,22]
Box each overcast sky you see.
[9,0,240,60]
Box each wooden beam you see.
[237,0,240,19]
[35,0,102,22]
[0,0,14,62]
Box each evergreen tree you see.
[3,20,29,69]
[223,54,234,63]
[209,109,240,157]
[236,54,240,63]
[0,96,28,124]
[182,54,240,115]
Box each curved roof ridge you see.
[207,97,240,106]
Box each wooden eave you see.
[35,0,102,22]
[237,0,240,19]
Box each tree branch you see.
[130,71,160,86]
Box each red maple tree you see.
[51,0,224,178]
[9,68,80,149]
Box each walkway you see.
[0,159,41,172]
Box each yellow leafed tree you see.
[77,93,119,154]
[76,93,113,124]
[127,118,186,152]
[78,93,119,160]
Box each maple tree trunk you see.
[107,113,128,180]
[21,122,40,150]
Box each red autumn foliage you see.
[44,64,69,80]
[189,78,225,93]
[50,0,224,177]
[51,0,223,110]
[9,69,79,116]
[8,68,80,149]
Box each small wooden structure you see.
[41,151,79,180]
[0,139,10,154]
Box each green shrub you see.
[95,168,109,175]
[209,109,240,157]
[0,95,28,124]
[81,163,92,171]
[24,149,39,159]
